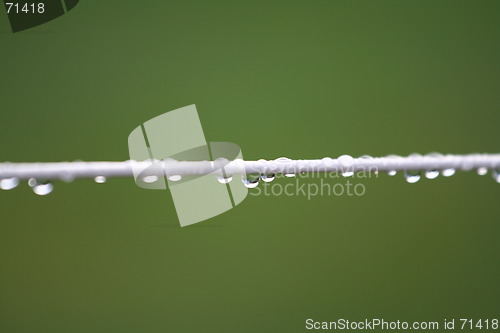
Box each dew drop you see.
[338,155,354,177]
[341,171,354,177]
[405,170,421,183]
[387,170,397,176]
[94,176,107,183]
[143,175,159,183]
[260,174,275,183]
[477,167,488,176]
[28,178,37,187]
[338,154,354,168]
[167,175,182,182]
[275,157,291,162]
[0,177,19,190]
[275,157,296,177]
[242,175,259,188]
[442,168,456,177]
[32,182,54,196]
[216,175,232,184]
[258,159,275,182]
[493,170,500,183]
[425,170,439,179]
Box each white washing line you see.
[1,153,499,181]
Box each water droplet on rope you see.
[442,168,456,177]
[32,181,53,196]
[257,159,274,182]
[216,175,232,184]
[275,157,296,177]
[168,175,182,182]
[425,170,439,179]
[143,175,159,183]
[338,154,354,167]
[493,170,500,183]
[477,167,488,176]
[260,174,275,183]
[338,154,354,177]
[0,177,19,190]
[94,176,107,183]
[405,171,421,183]
[242,175,259,188]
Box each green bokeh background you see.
[1,1,499,332]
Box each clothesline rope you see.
[1,153,499,185]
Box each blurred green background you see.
[1,1,499,332]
